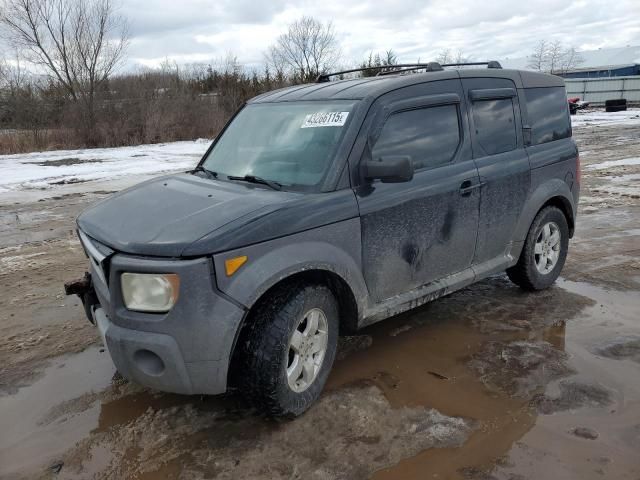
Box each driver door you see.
[355,80,481,303]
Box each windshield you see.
[202,101,356,189]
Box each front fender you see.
[212,218,368,320]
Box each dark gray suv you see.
[66,61,579,416]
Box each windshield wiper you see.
[227,174,282,191]
[190,165,218,179]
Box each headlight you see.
[121,273,180,313]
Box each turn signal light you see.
[225,255,247,276]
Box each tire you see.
[237,283,339,417]
[605,99,627,112]
[507,206,569,291]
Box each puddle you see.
[366,279,640,479]
[0,344,227,477]
[0,346,115,476]
[50,178,91,185]
[487,279,640,479]
[34,158,103,167]
[329,319,540,480]
[1,277,638,479]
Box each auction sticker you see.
[301,111,349,128]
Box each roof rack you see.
[376,62,444,76]
[316,60,502,82]
[377,61,502,76]
[316,63,440,83]
[444,61,502,69]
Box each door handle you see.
[459,180,484,197]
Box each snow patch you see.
[571,109,640,128]
[0,251,47,274]
[586,157,640,170]
[0,139,211,194]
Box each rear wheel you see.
[238,283,339,417]
[507,206,569,290]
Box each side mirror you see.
[363,156,414,183]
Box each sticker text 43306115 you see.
[301,111,349,128]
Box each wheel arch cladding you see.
[226,268,359,387]
[246,269,358,342]
[541,195,575,237]
[213,217,367,345]
[513,179,576,242]
[213,223,366,309]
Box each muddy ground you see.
[1,117,639,479]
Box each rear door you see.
[462,78,531,268]
[355,80,480,303]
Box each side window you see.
[524,87,571,145]
[372,105,460,171]
[472,98,517,155]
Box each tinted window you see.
[472,98,517,155]
[525,87,571,145]
[372,105,460,170]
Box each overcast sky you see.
[122,0,640,70]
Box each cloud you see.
[119,0,640,70]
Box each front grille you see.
[78,230,109,286]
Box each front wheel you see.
[507,206,569,290]
[237,283,339,417]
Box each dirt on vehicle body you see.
[65,64,580,416]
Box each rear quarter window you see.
[524,87,571,145]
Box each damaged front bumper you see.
[64,237,247,396]
[64,272,99,325]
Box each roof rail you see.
[315,63,441,83]
[377,60,503,77]
[377,62,443,76]
[315,60,503,83]
[441,60,502,69]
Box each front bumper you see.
[95,307,225,395]
[68,242,246,395]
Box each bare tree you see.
[559,46,584,74]
[527,40,584,75]
[265,16,340,82]
[453,49,471,63]
[436,48,452,64]
[527,40,548,71]
[382,49,398,67]
[264,44,286,77]
[0,51,52,148]
[435,48,471,65]
[359,49,398,77]
[0,51,39,106]
[0,0,129,144]
[546,40,564,74]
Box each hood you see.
[77,173,298,257]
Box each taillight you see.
[576,154,581,185]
